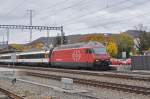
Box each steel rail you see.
[26,71,150,96]
[0,87,24,99]
[0,65,150,82]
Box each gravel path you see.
[0,92,8,99]
[0,76,100,99]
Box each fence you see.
[131,55,150,70]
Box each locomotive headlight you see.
[96,59,99,62]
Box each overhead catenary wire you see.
[36,0,70,13]
[63,0,150,26]
[4,0,26,16]
[36,0,132,27]
[34,0,150,35]
[34,0,150,29]
[34,0,140,25]
[64,0,150,30]
[35,0,84,17]
[34,0,70,19]
[61,0,131,25]
[36,0,130,25]
[3,0,150,35]
[68,8,150,33]
[35,0,91,19]
[35,0,92,26]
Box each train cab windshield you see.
[93,47,106,54]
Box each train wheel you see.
[99,62,110,70]
[103,62,111,70]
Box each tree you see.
[135,24,150,54]
[11,44,24,51]
[115,33,134,58]
[79,34,105,43]
[138,32,150,52]
[107,41,118,57]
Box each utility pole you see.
[2,33,4,45]
[60,26,64,45]
[6,29,9,43]
[47,30,49,49]
[6,28,9,50]
[106,0,109,8]
[27,10,33,42]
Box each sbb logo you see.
[72,50,81,62]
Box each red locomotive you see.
[50,41,111,70]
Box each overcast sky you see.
[0,0,150,44]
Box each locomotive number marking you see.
[72,50,81,62]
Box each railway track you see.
[26,71,150,96]
[0,87,24,99]
[1,65,150,82]
[0,65,150,96]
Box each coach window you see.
[0,56,11,59]
[20,55,23,59]
[32,54,34,58]
[26,54,29,59]
[38,53,41,58]
[40,53,45,58]
[40,53,43,58]
[27,54,31,59]
[34,54,38,58]
[36,53,44,58]
[19,55,22,59]
[24,55,27,59]
[35,54,39,58]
